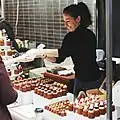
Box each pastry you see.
[47,92,53,99]
[94,102,100,117]
[83,105,88,117]
[99,101,106,115]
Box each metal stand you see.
[105,0,113,120]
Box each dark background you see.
[97,0,120,57]
[3,0,95,49]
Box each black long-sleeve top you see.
[56,25,101,81]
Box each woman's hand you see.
[45,57,56,62]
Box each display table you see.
[9,104,35,120]
[9,104,117,120]
[44,110,117,120]
[33,93,73,108]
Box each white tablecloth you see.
[9,104,117,120]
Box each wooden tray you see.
[44,72,75,84]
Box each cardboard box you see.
[86,88,106,100]
[86,77,115,100]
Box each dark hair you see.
[63,2,92,27]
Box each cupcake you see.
[94,102,100,117]
[26,85,31,91]
[83,105,88,117]
[47,90,53,99]
[99,101,106,115]
[21,86,27,92]
[34,88,38,94]
[37,89,41,95]
[43,90,48,98]
[88,109,95,119]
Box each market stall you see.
[1,23,120,120]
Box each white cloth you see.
[96,49,105,61]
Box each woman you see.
[41,2,101,97]
[0,56,18,120]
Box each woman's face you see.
[63,13,80,32]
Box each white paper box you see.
[33,93,73,108]
[16,90,33,105]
